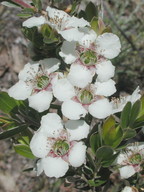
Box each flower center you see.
[78,90,94,105]
[80,50,97,66]
[35,75,49,90]
[129,153,142,165]
[53,140,69,156]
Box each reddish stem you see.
[11,0,34,8]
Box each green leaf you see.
[129,100,141,127]
[14,144,35,159]
[138,95,144,118]
[1,1,20,8]
[96,146,114,161]
[32,0,42,11]
[88,179,106,187]
[123,128,136,139]
[90,16,99,34]
[90,133,101,154]
[120,102,132,129]
[0,125,27,140]
[85,2,98,22]
[0,92,20,114]
[17,13,33,18]
[102,116,123,148]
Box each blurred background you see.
[0,0,144,191]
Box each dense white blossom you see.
[30,113,89,178]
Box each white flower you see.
[30,113,89,178]
[22,16,46,28]
[46,6,90,41]
[59,31,119,82]
[8,58,60,112]
[111,87,141,114]
[116,143,144,179]
[121,186,135,192]
[53,78,115,120]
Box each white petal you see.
[22,16,46,28]
[119,165,136,179]
[68,64,93,88]
[28,91,53,112]
[121,186,133,192]
[66,16,90,28]
[59,28,86,42]
[96,60,115,82]
[62,100,87,120]
[42,157,69,178]
[53,78,75,101]
[95,79,116,96]
[36,159,44,176]
[40,113,63,137]
[18,63,39,81]
[68,142,86,167]
[117,153,127,165]
[30,131,51,158]
[126,86,141,103]
[59,41,78,64]
[8,80,32,100]
[65,120,90,141]
[79,29,97,48]
[96,33,121,59]
[46,6,69,21]
[39,58,60,74]
[89,98,112,119]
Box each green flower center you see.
[80,50,97,65]
[129,153,142,165]
[53,140,69,156]
[36,75,49,89]
[78,90,94,104]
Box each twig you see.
[103,2,137,51]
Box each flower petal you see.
[18,63,39,81]
[28,91,53,112]
[79,29,97,48]
[22,16,46,28]
[59,41,78,64]
[96,60,115,82]
[8,80,32,100]
[95,79,116,96]
[68,64,93,88]
[39,58,60,74]
[65,120,90,141]
[42,157,69,178]
[89,98,112,119]
[36,159,44,176]
[40,113,63,137]
[59,28,86,42]
[62,100,87,120]
[53,78,75,101]
[66,16,90,28]
[119,165,136,179]
[68,142,86,167]
[30,131,51,158]
[96,33,121,59]
[121,186,133,192]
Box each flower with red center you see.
[30,113,90,178]
[59,29,121,88]
[116,143,144,179]
[52,77,116,120]
[8,58,60,112]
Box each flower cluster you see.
[7,6,141,179]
